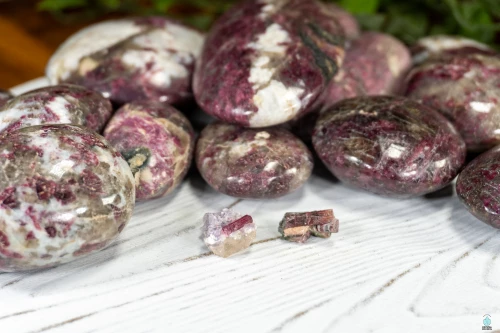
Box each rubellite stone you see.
[0,125,135,272]
[0,84,113,134]
[202,208,256,258]
[104,101,195,201]
[279,209,339,243]
[193,0,345,128]
[46,17,205,105]
[411,35,495,65]
[321,32,411,109]
[406,52,500,152]
[324,3,360,40]
[196,123,314,198]
[0,89,12,108]
[456,146,500,229]
[313,96,466,197]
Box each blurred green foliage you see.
[37,0,500,46]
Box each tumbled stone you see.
[196,123,313,198]
[456,147,500,229]
[313,96,466,197]
[406,52,500,152]
[324,3,360,40]
[193,0,345,128]
[0,125,135,272]
[411,35,495,65]
[279,209,339,243]
[0,84,112,134]
[0,89,12,108]
[46,17,205,105]
[104,101,194,201]
[321,32,411,109]
[202,208,256,258]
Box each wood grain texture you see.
[1,79,499,333]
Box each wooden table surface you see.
[0,0,104,90]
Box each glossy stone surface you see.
[193,0,345,128]
[104,101,194,201]
[324,3,360,40]
[313,96,466,197]
[0,84,112,134]
[196,123,313,198]
[411,35,494,65]
[202,208,256,258]
[0,125,135,272]
[321,32,411,109]
[0,89,12,108]
[47,17,205,106]
[279,209,339,243]
[456,147,500,229]
[406,53,500,152]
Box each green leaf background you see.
[37,0,500,47]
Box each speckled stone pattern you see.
[46,17,205,106]
[0,125,135,272]
[321,32,411,110]
[406,52,500,152]
[0,89,12,108]
[193,0,345,128]
[456,147,500,229]
[410,35,495,65]
[313,96,466,197]
[104,101,194,201]
[0,84,113,134]
[323,3,359,40]
[196,123,314,198]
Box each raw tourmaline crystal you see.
[279,209,339,243]
[202,208,256,258]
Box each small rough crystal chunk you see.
[313,96,466,197]
[279,209,339,243]
[0,89,12,108]
[406,50,500,152]
[202,208,256,258]
[0,125,135,272]
[456,146,500,229]
[193,0,345,128]
[321,32,411,110]
[196,123,314,198]
[46,17,205,105]
[0,84,112,134]
[104,101,195,201]
[411,35,495,65]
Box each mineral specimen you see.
[196,123,314,198]
[0,125,135,272]
[324,3,360,40]
[411,35,494,65]
[46,17,205,105]
[321,32,411,109]
[104,101,194,201]
[406,52,500,152]
[279,209,339,243]
[456,146,500,229]
[312,96,466,197]
[193,0,345,128]
[0,84,113,134]
[0,89,12,108]
[202,208,256,258]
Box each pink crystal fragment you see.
[279,209,339,243]
[202,208,256,258]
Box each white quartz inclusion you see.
[202,208,256,258]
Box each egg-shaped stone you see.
[196,123,313,198]
[46,17,205,106]
[193,0,345,128]
[104,101,195,201]
[0,89,12,108]
[0,84,112,134]
[406,52,500,152]
[456,146,500,229]
[0,125,135,272]
[313,96,466,197]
